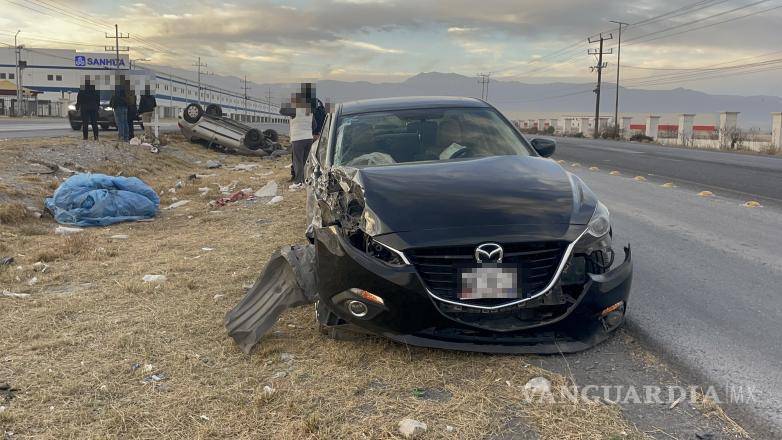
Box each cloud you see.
[337,39,403,54]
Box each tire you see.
[243,128,263,150]
[183,103,204,124]
[69,121,81,130]
[263,129,279,142]
[205,104,223,117]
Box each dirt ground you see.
[0,136,742,439]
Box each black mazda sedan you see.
[305,96,632,353]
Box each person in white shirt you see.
[280,84,319,187]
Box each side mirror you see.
[530,138,556,158]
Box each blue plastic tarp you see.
[45,173,160,227]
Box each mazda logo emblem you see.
[475,243,503,263]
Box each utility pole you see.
[477,73,491,100]
[588,32,613,138]
[104,24,130,70]
[241,75,251,120]
[129,58,150,70]
[267,88,273,109]
[609,20,628,135]
[192,57,209,105]
[14,30,21,117]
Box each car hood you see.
[347,155,597,236]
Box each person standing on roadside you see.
[76,76,100,141]
[110,79,128,142]
[138,84,157,139]
[280,83,322,188]
[126,83,138,140]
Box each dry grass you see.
[0,202,29,225]
[0,137,644,439]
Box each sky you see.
[0,0,780,96]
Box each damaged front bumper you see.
[315,226,633,354]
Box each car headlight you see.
[587,201,611,237]
[68,104,76,111]
[103,106,113,111]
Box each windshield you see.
[332,107,532,167]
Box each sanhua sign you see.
[74,55,126,68]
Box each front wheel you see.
[183,103,204,124]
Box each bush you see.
[572,132,584,138]
[601,127,620,139]
[630,133,654,142]
[545,126,555,135]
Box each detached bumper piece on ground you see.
[177,103,283,157]
[225,96,633,354]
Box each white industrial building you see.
[0,47,287,125]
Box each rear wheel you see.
[263,129,279,142]
[243,128,263,150]
[183,103,203,124]
[205,104,223,117]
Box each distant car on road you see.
[306,96,633,353]
[66,101,142,131]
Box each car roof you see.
[339,96,489,116]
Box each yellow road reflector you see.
[661,182,675,188]
[634,176,647,182]
[609,170,621,176]
[589,166,599,171]
[697,191,714,197]
[556,160,565,164]
[571,162,581,167]
[742,200,762,208]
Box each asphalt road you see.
[553,137,782,206]
[554,140,782,437]
[0,117,178,139]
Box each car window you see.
[317,114,330,166]
[332,107,532,166]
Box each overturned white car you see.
[178,103,283,156]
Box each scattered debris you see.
[670,395,685,409]
[32,261,49,272]
[1,290,30,299]
[254,181,278,198]
[195,174,217,179]
[267,196,284,205]
[398,419,427,438]
[1,257,13,266]
[523,376,552,394]
[165,200,190,210]
[198,187,210,197]
[129,137,142,146]
[141,373,167,384]
[263,385,275,396]
[270,371,287,380]
[109,234,129,240]
[174,180,184,189]
[27,276,38,286]
[206,160,222,169]
[201,247,214,251]
[199,415,210,421]
[213,294,225,302]
[233,163,260,171]
[697,191,714,197]
[742,200,762,208]
[55,226,83,235]
[211,190,255,208]
[142,274,167,283]
[217,181,239,194]
[280,353,294,363]
[446,425,455,432]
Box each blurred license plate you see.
[458,265,519,300]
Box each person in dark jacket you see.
[126,84,138,139]
[76,77,100,141]
[109,81,128,142]
[138,85,157,139]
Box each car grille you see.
[407,241,568,307]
